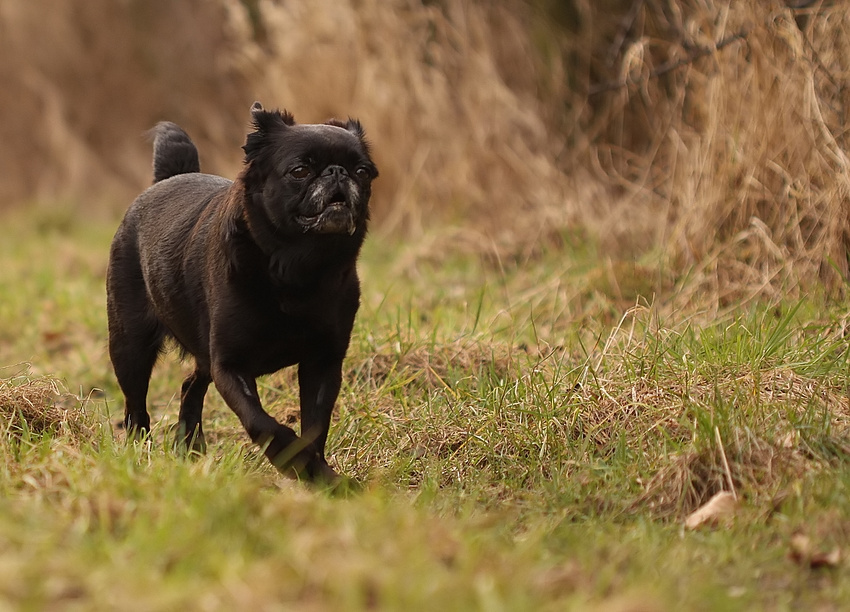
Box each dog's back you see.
[109,122,230,363]
[151,122,201,183]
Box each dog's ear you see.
[249,102,295,134]
[243,102,296,162]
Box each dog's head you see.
[241,102,378,238]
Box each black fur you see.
[107,102,378,481]
[151,121,200,182]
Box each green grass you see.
[0,209,848,610]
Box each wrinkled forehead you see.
[277,123,369,166]
[291,123,361,147]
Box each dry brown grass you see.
[0,0,572,241]
[2,1,849,302]
[629,366,850,517]
[350,339,516,391]
[224,0,573,239]
[566,326,850,518]
[564,0,850,301]
[0,0,248,206]
[0,374,94,441]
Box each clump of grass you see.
[635,431,806,519]
[564,303,850,518]
[0,373,95,442]
[350,339,516,391]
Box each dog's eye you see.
[289,166,311,179]
[354,167,372,180]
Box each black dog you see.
[106,102,377,481]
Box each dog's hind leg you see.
[177,366,211,453]
[107,313,163,438]
[107,239,164,439]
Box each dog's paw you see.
[323,474,363,497]
[167,421,207,457]
[302,460,363,497]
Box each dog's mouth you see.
[296,197,357,235]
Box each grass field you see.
[0,208,849,611]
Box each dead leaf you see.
[789,532,841,569]
[780,430,798,448]
[685,491,737,530]
[42,329,73,354]
[810,549,842,569]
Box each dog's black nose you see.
[322,165,349,178]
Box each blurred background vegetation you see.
[1,0,848,308]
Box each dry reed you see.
[1,1,849,301]
[564,0,850,302]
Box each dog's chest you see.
[213,280,358,376]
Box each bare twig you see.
[588,28,751,96]
[606,0,646,67]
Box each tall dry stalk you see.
[564,0,850,302]
[1,0,849,301]
[220,0,573,242]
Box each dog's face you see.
[242,102,378,237]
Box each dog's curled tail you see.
[150,122,201,183]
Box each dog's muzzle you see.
[297,170,359,235]
[296,201,357,235]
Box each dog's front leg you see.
[212,364,328,479]
[298,359,343,465]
